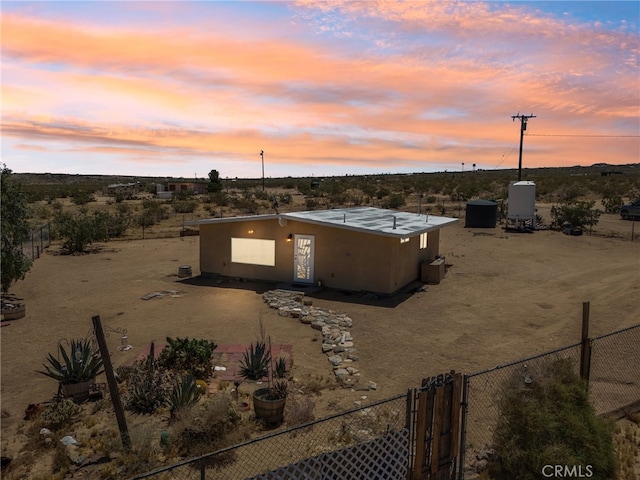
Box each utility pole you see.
[260,150,265,191]
[511,113,536,181]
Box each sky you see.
[1,1,639,179]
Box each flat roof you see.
[185,207,457,238]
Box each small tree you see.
[207,169,223,193]
[1,166,32,292]
[53,211,112,253]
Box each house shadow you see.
[177,275,425,308]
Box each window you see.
[420,233,428,249]
[400,237,410,244]
[231,238,275,266]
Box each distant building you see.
[155,181,208,198]
[105,182,139,196]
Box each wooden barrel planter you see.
[1,303,26,321]
[252,388,286,427]
[178,265,193,278]
[61,379,94,403]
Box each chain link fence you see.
[22,223,50,260]
[129,393,408,480]
[459,323,640,476]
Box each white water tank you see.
[507,181,536,220]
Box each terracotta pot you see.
[252,388,286,427]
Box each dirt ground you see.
[1,210,639,472]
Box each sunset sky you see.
[1,1,638,179]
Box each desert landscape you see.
[1,170,639,478]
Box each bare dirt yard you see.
[1,213,639,476]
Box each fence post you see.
[457,375,469,480]
[580,301,592,385]
[406,388,415,480]
[92,315,131,450]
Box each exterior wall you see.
[167,182,208,194]
[199,219,443,295]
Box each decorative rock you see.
[328,355,342,366]
[322,344,334,353]
[334,368,349,378]
[369,382,377,390]
[40,428,51,436]
[346,367,358,375]
[333,346,345,354]
[310,322,324,331]
[300,316,313,324]
[338,341,354,348]
[348,354,359,361]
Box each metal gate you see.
[408,371,463,480]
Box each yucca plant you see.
[168,374,202,416]
[239,340,271,381]
[274,356,288,379]
[37,339,104,385]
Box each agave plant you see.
[168,374,202,415]
[37,339,104,385]
[239,340,271,381]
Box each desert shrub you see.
[489,358,616,480]
[121,360,171,415]
[169,393,244,460]
[383,193,405,209]
[172,199,198,214]
[157,337,217,380]
[426,195,437,203]
[53,210,128,252]
[42,399,81,430]
[278,193,292,205]
[285,393,316,426]
[550,200,602,229]
[305,198,319,209]
[209,191,229,206]
[601,194,623,214]
[70,190,95,205]
[375,186,390,199]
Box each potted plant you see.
[37,339,104,403]
[239,334,289,427]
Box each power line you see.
[526,133,639,138]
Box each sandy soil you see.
[1,213,639,472]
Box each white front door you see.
[293,234,315,283]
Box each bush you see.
[42,399,81,430]
[53,210,128,253]
[489,358,616,480]
[172,199,198,214]
[71,190,95,205]
[601,194,623,214]
[119,360,171,415]
[157,337,217,380]
[169,393,244,459]
[550,200,602,229]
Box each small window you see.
[420,233,428,249]
[400,237,410,244]
[231,238,275,266]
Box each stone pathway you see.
[263,289,377,391]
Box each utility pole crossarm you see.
[511,113,536,181]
